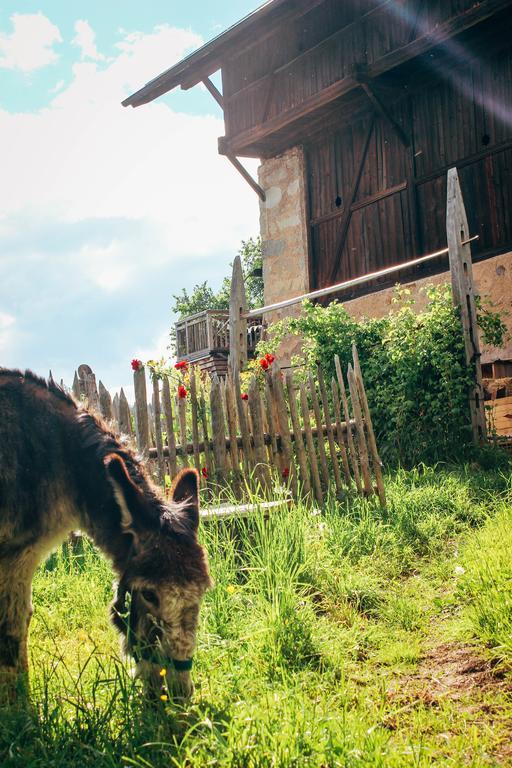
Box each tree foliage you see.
[171,237,263,319]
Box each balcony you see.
[175,310,264,370]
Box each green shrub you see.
[260,284,506,466]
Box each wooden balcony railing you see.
[175,310,264,361]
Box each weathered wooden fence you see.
[71,345,386,507]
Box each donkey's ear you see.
[171,468,200,533]
[104,453,143,533]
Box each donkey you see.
[0,369,212,703]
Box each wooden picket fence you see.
[71,346,386,508]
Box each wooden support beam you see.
[202,77,224,109]
[446,167,486,444]
[226,154,266,201]
[358,80,410,147]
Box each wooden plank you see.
[162,377,178,477]
[329,118,374,285]
[286,372,311,497]
[446,167,486,443]
[72,371,80,400]
[210,375,228,482]
[229,255,248,378]
[133,365,150,456]
[352,344,386,507]
[202,76,224,109]
[248,375,271,488]
[317,365,343,494]
[189,368,201,473]
[98,380,113,421]
[271,367,297,495]
[359,81,410,147]
[234,369,253,474]
[198,379,214,477]
[151,375,166,484]
[347,364,373,495]
[331,377,352,486]
[299,381,323,505]
[112,392,120,425]
[118,388,132,437]
[308,371,330,489]
[201,498,293,521]
[264,374,281,474]
[334,355,362,494]
[224,375,242,491]
[177,389,189,468]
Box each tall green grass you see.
[1,463,510,767]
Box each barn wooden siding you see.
[306,34,512,293]
[218,0,512,294]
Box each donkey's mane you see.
[0,368,194,539]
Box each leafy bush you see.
[260,285,506,466]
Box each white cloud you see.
[72,20,105,62]
[0,12,61,72]
[0,22,259,269]
[0,22,260,390]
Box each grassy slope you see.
[1,463,512,767]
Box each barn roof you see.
[122,0,300,108]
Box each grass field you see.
[1,461,512,767]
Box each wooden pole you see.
[162,377,178,478]
[308,371,330,489]
[234,370,253,475]
[229,254,248,379]
[317,365,343,494]
[271,367,297,496]
[189,368,201,473]
[133,365,150,457]
[98,380,113,421]
[331,377,352,486]
[177,391,189,469]
[334,355,362,494]
[210,376,228,483]
[299,381,323,505]
[347,364,373,495]
[286,373,311,497]
[152,375,165,485]
[446,167,486,444]
[248,376,270,488]
[352,344,386,507]
[118,388,132,436]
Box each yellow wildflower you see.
[226,585,236,595]
[160,694,168,702]
[159,668,167,677]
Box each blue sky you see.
[0,1,260,397]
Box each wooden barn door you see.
[306,98,417,292]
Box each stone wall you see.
[258,146,309,328]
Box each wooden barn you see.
[124,0,512,379]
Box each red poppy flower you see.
[259,358,269,370]
[265,353,275,364]
[174,361,188,370]
[241,393,248,401]
[201,467,208,479]
[282,467,290,479]
[131,359,142,371]
[178,384,188,399]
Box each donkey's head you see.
[105,454,211,701]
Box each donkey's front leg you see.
[0,563,33,704]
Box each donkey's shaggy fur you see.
[0,369,211,702]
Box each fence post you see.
[229,254,247,379]
[98,380,113,421]
[446,167,486,444]
[133,365,150,456]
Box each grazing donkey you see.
[0,369,211,703]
